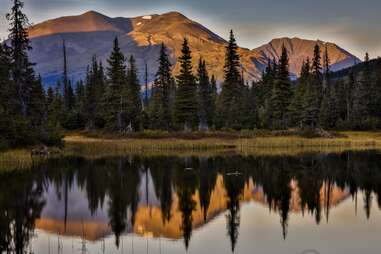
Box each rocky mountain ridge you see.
[26,11,360,85]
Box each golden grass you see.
[1,131,381,172]
[0,149,34,172]
[63,132,381,158]
[66,131,381,149]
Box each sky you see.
[0,0,380,58]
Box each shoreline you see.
[1,131,381,172]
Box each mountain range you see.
[26,11,360,85]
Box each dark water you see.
[1,151,381,254]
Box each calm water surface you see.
[1,151,381,254]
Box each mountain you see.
[26,11,360,85]
[253,37,360,78]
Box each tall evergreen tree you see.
[352,54,371,128]
[311,44,323,103]
[0,42,19,147]
[289,59,310,127]
[125,55,142,131]
[301,44,323,129]
[256,60,276,128]
[7,0,34,117]
[319,48,338,129]
[149,43,173,130]
[4,0,61,146]
[104,37,127,131]
[217,30,244,129]
[269,45,292,129]
[197,58,214,129]
[173,38,198,131]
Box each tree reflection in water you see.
[1,151,381,252]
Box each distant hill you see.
[331,57,381,80]
[26,11,360,86]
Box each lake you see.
[1,150,381,254]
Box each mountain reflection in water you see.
[1,151,381,254]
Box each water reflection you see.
[1,151,381,253]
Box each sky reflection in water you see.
[1,151,381,254]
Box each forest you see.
[1,0,381,150]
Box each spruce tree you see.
[104,37,127,131]
[217,30,244,129]
[173,38,198,131]
[149,43,173,130]
[319,48,338,129]
[256,60,276,128]
[197,58,214,129]
[269,45,292,129]
[357,53,371,118]
[311,44,323,104]
[125,55,142,131]
[0,42,19,147]
[5,0,61,146]
[301,44,323,129]
[352,54,371,129]
[289,59,309,127]
[7,0,34,117]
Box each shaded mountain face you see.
[27,11,360,85]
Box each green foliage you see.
[149,43,174,130]
[197,58,215,129]
[319,50,338,129]
[269,45,292,129]
[217,30,245,130]
[3,2,381,142]
[289,59,310,127]
[0,0,62,149]
[104,37,127,131]
[125,55,142,131]
[173,38,198,131]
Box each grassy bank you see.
[66,131,381,148]
[0,149,38,172]
[1,131,381,172]
[61,131,381,158]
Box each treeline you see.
[49,31,261,132]
[48,36,220,132]
[0,0,62,149]
[257,46,381,130]
[50,31,381,134]
[2,1,381,148]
